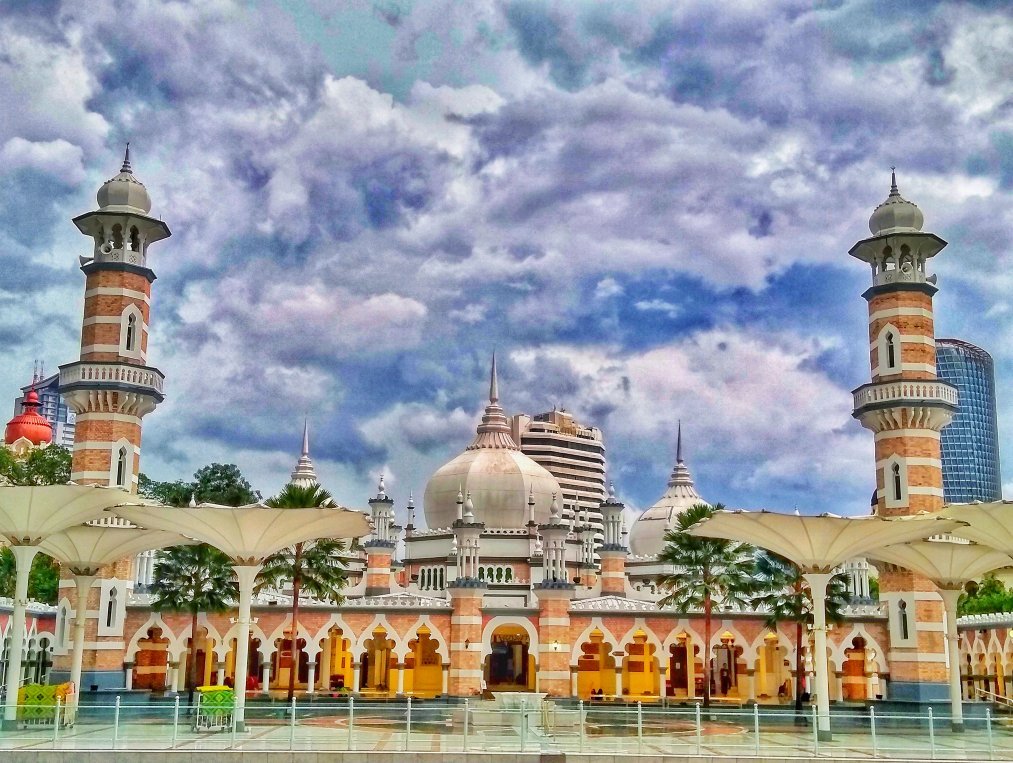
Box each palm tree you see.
[151,544,237,706]
[258,483,348,702]
[752,552,851,713]
[657,503,756,707]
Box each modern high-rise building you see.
[936,338,1002,502]
[14,371,76,448]
[511,409,606,532]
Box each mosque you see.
[2,150,1012,707]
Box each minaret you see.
[850,171,956,702]
[534,492,575,696]
[59,146,170,493]
[598,482,628,595]
[363,476,396,595]
[289,419,318,487]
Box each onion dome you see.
[869,169,924,236]
[5,390,53,447]
[629,422,708,557]
[96,144,152,215]
[423,354,561,529]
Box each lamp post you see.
[112,502,369,728]
[688,510,960,740]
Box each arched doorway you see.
[182,626,214,690]
[577,629,616,699]
[360,626,396,695]
[485,624,534,691]
[622,629,660,700]
[668,633,699,698]
[132,627,170,691]
[842,637,868,701]
[756,633,790,702]
[712,633,742,699]
[405,626,443,697]
[319,625,354,692]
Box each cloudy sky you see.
[2,0,1012,524]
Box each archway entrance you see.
[842,637,868,701]
[132,627,170,691]
[485,624,534,691]
[667,633,699,698]
[319,625,353,692]
[756,633,790,702]
[577,628,616,699]
[360,626,396,695]
[182,626,214,690]
[405,625,443,697]
[622,629,660,700]
[712,633,742,699]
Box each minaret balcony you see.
[852,379,957,432]
[59,361,165,409]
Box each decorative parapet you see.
[0,597,58,615]
[60,361,165,396]
[343,592,452,609]
[852,379,957,411]
[958,612,1013,629]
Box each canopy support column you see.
[802,572,833,741]
[4,545,39,726]
[70,573,98,708]
[938,587,964,731]
[232,564,262,730]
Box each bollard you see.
[870,706,878,758]
[53,697,61,749]
[347,695,355,751]
[578,699,584,753]
[987,707,994,760]
[754,703,760,756]
[637,701,643,755]
[463,698,470,752]
[406,696,412,751]
[695,701,703,756]
[113,695,121,749]
[171,696,180,749]
[289,697,296,751]
[928,707,935,759]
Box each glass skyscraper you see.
[937,339,1002,502]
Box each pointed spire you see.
[890,166,898,196]
[301,417,310,457]
[121,142,132,174]
[489,351,499,404]
[289,420,318,488]
[407,490,415,509]
[676,419,683,463]
[377,473,386,498]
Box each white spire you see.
[468,352,518,450]
[290,418,318,488]
[463,491,475,521]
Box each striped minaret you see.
[850,171,956,702]
[59,146,169,494]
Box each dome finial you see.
[121,142,132,174]
[676,419,683,463]
[489,351,499,404]
[301,417,310,458]
[890,166,898,196]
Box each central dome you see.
[423,355,561,529]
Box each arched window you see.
[112,224,123,250]
[898,600,909,640]
[438,567,444,589]
[886,332,896,369]
[57,605,67,647]
[892,463,902,502]
[116,446,129,487]
[129,226,140,252]
[106,588,118,628]
[478,567,485,582]
[125,314,137,351]
[505,568,513,582]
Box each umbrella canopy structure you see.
[869,538,1012,730]
[0,485,148,724]
[40,526,195,705]
[688,510,962,739]
[111,503,370,726]
[942,502,1013,552]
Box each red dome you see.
[5,390,52,446]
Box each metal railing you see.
[0,697,1007,757]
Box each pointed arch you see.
[569,618,621,662]
[480,616,539,660]
[125,613,173,661]
[876,323,901,375]
[397,615,450,661]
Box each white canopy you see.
[0,484,147,544]
[687,509,962,571]
[868,538,1012,587]
[942,502,1013,554]
[40,525,195,573]
[110,503,371,562]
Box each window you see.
[898,600,909,640]
[877,324,901,374]
[886,333,896,369]
[106,588,118,628]
[125,314,137,351]
[116,447,128,487]
[892,463,902,501]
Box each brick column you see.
[534,585,574,696]
[449,582,485,696]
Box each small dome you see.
[96,145,152,215]
[5,390,53,447]
[869,170,923,236]
[629,424,708,557]
[423,354,561,529]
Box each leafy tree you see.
[151,544,237,703]
[139,462,260,507]
[959,574,1013,616]
[258,483,348,701]
[657,503,756,707]
[752,552,851,712]
[0,445,72,603]
[0,445,72,486]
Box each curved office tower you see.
[937,339,1002,502]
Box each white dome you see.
[423,354,561,529]
[869,171,923,236]
[629,427,708,557]
[96,145,152,215]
